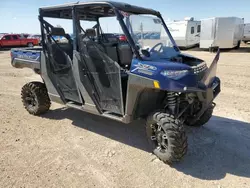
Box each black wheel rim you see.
[150,123,169,151]
[24,90,37,109]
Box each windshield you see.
[122,13,178,59]
[0,34,4,40]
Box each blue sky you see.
[1,0,250,34]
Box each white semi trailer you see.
[242,23,250,44]
[200,17,244,49]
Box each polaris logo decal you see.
[131,62,157,73]
[17,54,39,61]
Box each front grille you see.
[192,62,208,81]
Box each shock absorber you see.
[167,92,177,115]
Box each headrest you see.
[85,28,96,37]
[50,27,65,36]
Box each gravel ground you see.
[0,47,250,188]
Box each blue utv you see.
[11,1,221,163]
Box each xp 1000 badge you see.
[131,62,157,75]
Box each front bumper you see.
[189,77,220,124]
[197,76,221,107]
[211,77,220,98]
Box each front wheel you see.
[146,112,188,164]
[27,42,34,47]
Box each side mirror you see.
[141,49,150,57]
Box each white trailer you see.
[200,17,244,49]
[167,17,201,48]
[242,23,250,43]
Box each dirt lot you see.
[0,47,250,188]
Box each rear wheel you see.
[235,40,241,49]
[27,42,34,47]
[146,112,188,164]
[21,82,51,115]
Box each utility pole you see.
[140,22,143,47]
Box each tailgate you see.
[11,48,41,70]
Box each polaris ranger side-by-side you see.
[11,1,221,163]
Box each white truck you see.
[242,23,250,44]
[167,17,201,49]
[200,17,244,49]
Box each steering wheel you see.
[150,43,164,53]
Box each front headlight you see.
[160,70,190,80]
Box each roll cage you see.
[37,1,181,117]
[39,1,179,58]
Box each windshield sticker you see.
[131,62,157,73]
[153,18,162,24]
[120,11,130,17]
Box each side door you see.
[1,35,12,46]
[186,24,195,46]
[19,35,27,46]
[45,40,82,104]
[194,24,201,44]
[78,38,124,115]
[40,18,82,104]
[11,35,21,46]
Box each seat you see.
[49,27,73,60]
[84,28,111,88]
[50,43,68,66]
[46,27,74,73]
[84,29,132,67]
[102,42,119,63]
[98,34,119,63]
[117,43,133,66]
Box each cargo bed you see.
[11,47,42,73]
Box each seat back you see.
[117,43,133,65]
[49,27,73,59]
[102,43,119,63]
